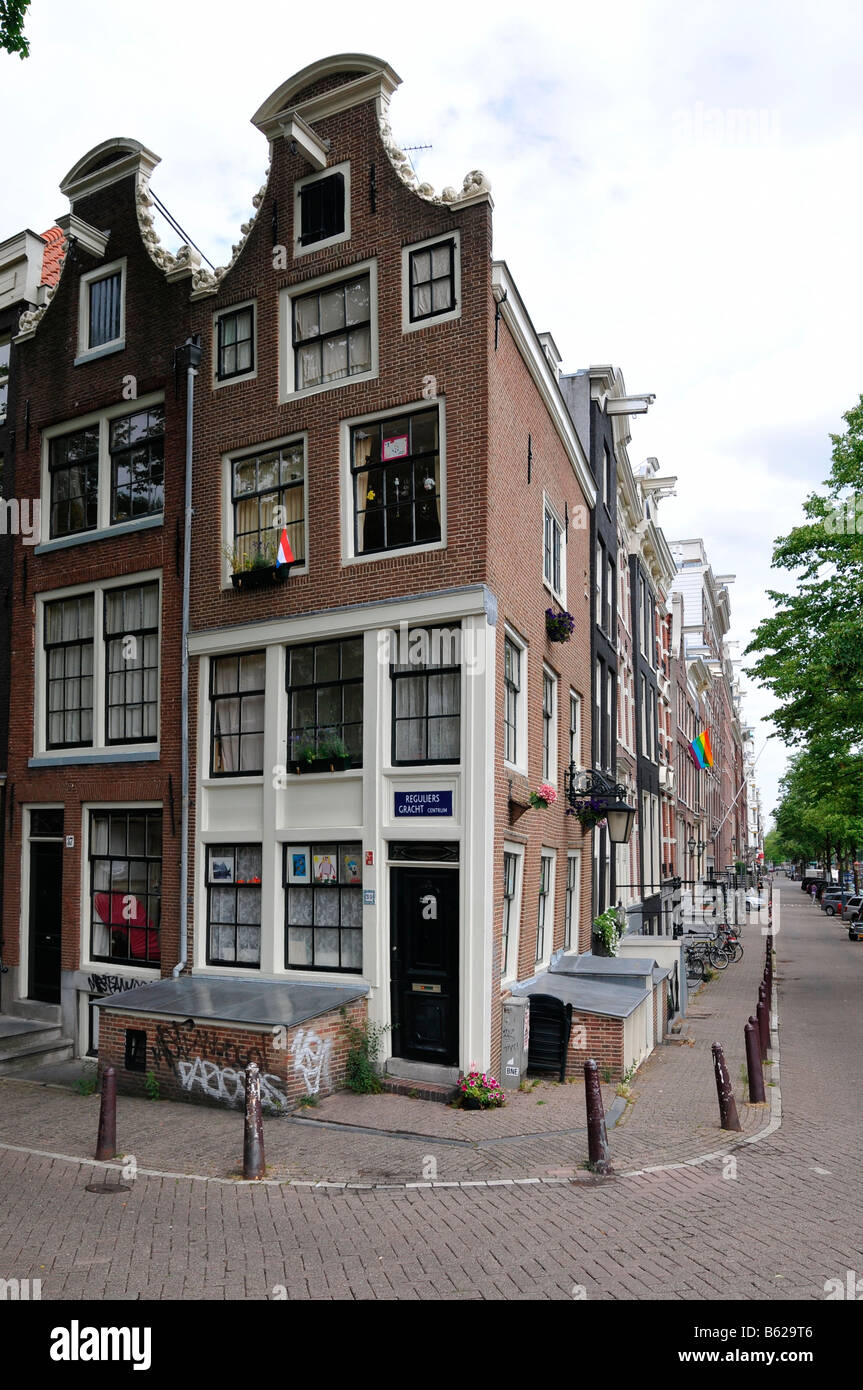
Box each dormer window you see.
[294,163,350,256]
[77,259,126,363]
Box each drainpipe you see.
[174,336,202,978]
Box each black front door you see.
[390,866,458,1065]
[29,841,63,1004]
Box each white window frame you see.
[503,625,528,775]
[543,494,566,604]
[569,690,583,772]
[340,395,446,565]
[79,800,164,977]
[536,849,556,967]
[293,160,351,258]
[76,258,126,364]
[212,298,257,389]
[279,256,378,404]
[33,569,162,759]
[501,841,524,982]
[564,849,581,950]
[39,392,165,551]
[220,432,309,589]
[401,230,461,334]
[541,665,558,786]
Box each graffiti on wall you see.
[290,1028,331,1096]
[176,1057,288,1113]
[150,1021,265,1070]
[87,974,148,996]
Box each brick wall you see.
[566,1011,625,1081]
[98,994,367,1111]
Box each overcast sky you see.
[6,0,862,826]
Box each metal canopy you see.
[95,975,368,1028]
[512,971,649,1020]
[550,951,657,980]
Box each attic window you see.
[77,259,126,363]
[299,172,345,247]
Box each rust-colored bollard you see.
[711,1043,742,1131]
[584,1059,612,1174]
[756,994,769,1058]
[243,1062,266,1181]
[95,1065,117,1161]
[763,964,772,1012]
[745,1021,766,1103]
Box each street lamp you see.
[565,766,637,845]
[687,835,696,856]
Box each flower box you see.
[545,607,575,643]
[288,756,350,775]
[230,563,290,591]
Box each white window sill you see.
[293,230,351,259]
[35,513,163,554]
[30,748,160,767]
[279,367,377,406]
[74,340,125,366]
[543,578,567,608]
[213,368,258,391]
[343,540,446,567]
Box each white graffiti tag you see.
[290,1028,331,1096]
[176,1056,288,1112]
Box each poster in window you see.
[209,852,234,884]
[287,846,311,885]
[341,850,362,884]
[313,852,338,883]
[381,434,408,463]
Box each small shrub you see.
[144,1070,160,1102]
[296,1093,318,1108]
[74,1064,98,1097]
[341,1009,389,1094]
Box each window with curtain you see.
[564,852,580,949]
[542,671,556,782]
[391,626,460,764]
[286,637,363,766]
[293,273,370,390]
[217,305,254,380]
[210,651,266,775]
[536,854,553,961]
[544,503,563,597]
[504,638,520,764]
[109,405,164,523]
[104,582,159,743]
[502,851,518,977]
[352,407,440,554]
[408,239,455,321]
[88,271,122,348]
[49,425,100,537]
[285,841,362,972]
[231,440,305,568]
[207,844,262,966]
[45,594,95,747]
[89,810,161,965]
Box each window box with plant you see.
[545,607,575,643]
[224,540,290,590]
[287,729,352,774]
[568,796,608,833]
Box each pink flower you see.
[537,783,558,805]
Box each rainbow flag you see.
[689,730,713,769]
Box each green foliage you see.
[0,0,31,59]
[144,1070,160,1101]
[222,537,277,573]
[74,1064,98,1096]
[316,730,348,760]
[592,905,625,956]
[340,1009,389,1094]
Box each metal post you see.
[711,1043,742,1131]
[95,1065,117,1161]
[584,1059,612,1174]
[745,1021,766,1103]
[243,1062,266,1181]
[756,992,769,1058]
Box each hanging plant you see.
[528,782,558,810]
[592,905,626,957]
[567,796,608,832]
[545,607,575,643]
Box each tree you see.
[0,0,32,58]
[770,743,863,887]
[745,395,863,748]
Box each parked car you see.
[745,890,768,911]
[839,895,863,921]
[821,891,855,916]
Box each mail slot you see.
[412,982,441,993]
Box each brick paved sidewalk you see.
[0,919,775,1185]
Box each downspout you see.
[174,336,202,978]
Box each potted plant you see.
[568,796,608,833]
[457,1070,505,1110]
[224,539,289,590]
[592,905,626,958]
[288,729,351,774]
[316,730,350,772]
[545,607,575,643]
[528,782,558,810]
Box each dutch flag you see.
[276,527,294,568]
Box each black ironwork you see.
[564,764,629,807]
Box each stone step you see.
[0,1033,75,1074]
[0,1017,63,1058]
[381,1076,458,1104]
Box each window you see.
[603,444,612,512]
[351,406,441,554]
[109,405,165,523]
[43,396,165,543]
[605,553,614,637]
[502,848,522,978]
[285,842,362,972]
[536,852,554,962]
[45,595,94,748]
[78,259,125,360]
[39,576,160,755]
[89,809,161,965]
[210,651,266,775]
[504,636,522,766]
[104,583,159,743]
[293,273,370,391]
[542,670,557,783]
[569,691,583,770]
[216,303,255,383]
[229,439,305,570]
[409,239,455,321]
[207,844,262,966]
[0,332,9,423]
[391,626,460,764]
[543,501,564,599]
[564,851,581,949]
[596,540,603,628]
[295,166,349,252]
[287,636,363,767]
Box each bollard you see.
[745,1021,766,1103]
[756,995,769,1058]
[243,1062,266,1181]
[95,1065,117,1161]
[583,1059,612,1174]
[711,1043,742,1131]
[763,965,772,1012]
